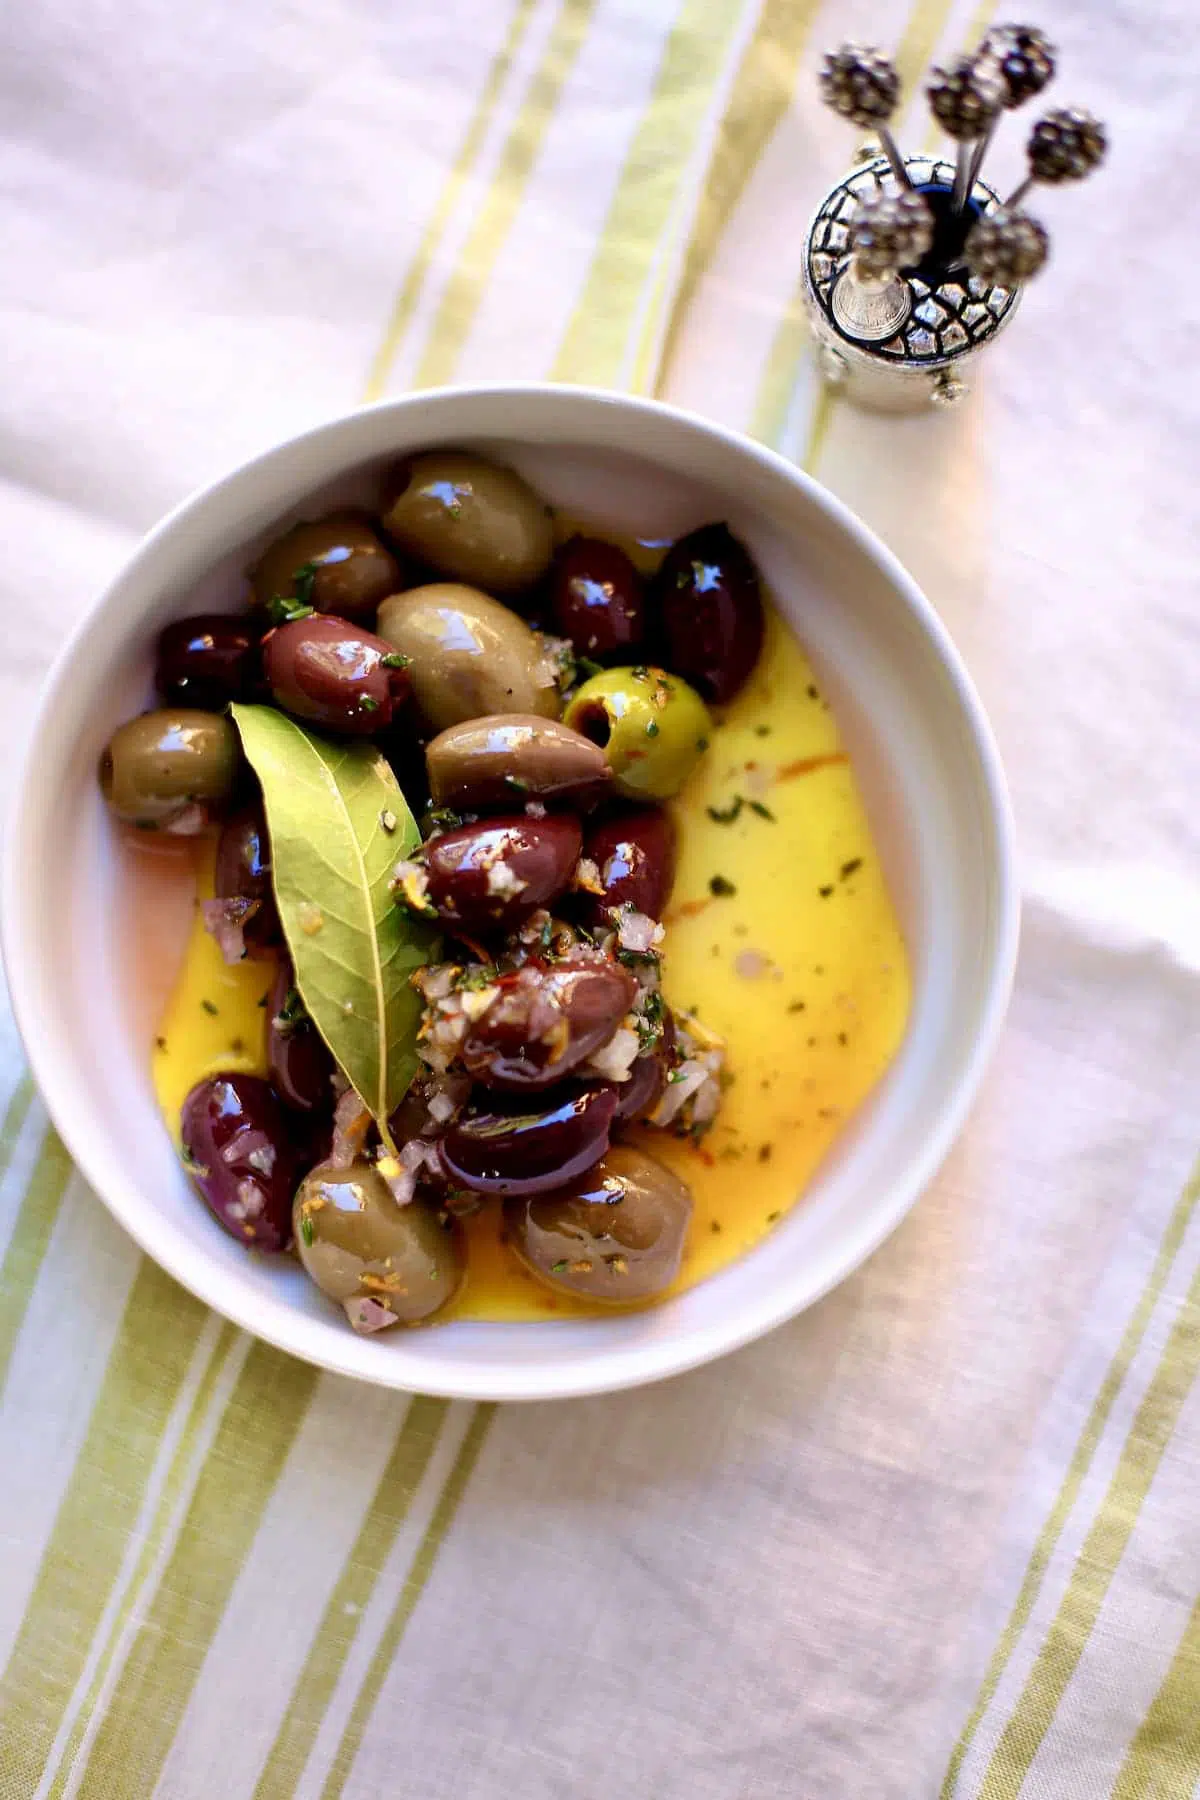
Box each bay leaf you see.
[230,704,435,1128]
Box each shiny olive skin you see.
[250,511,403,623]
[382,452,554,594]
[99,709,239,828]
[504,1144,692,1302]
[426,714,610,814]
[214,802,281,954]
[376,584,559,733]
[581,805,677,925]
[651,522,764,705]
[562,666,711,801]
[440,1085,618,1196]
[156,613,260,709]
[294,1158,462,1326]
[263,614,409,735]
[550,535,645,660]
[180,1073,300,1251]
[422,814,582,935]
[267,960,335,1114]
[461,955,637,1093]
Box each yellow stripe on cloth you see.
[940,1156,1200,1799]
[1112,1593,1200,1800]
[362,0,540,402]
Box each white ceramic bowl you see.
[2,385,1017,1402]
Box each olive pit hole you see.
[574,703,611,749]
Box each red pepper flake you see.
[778,753,849,781]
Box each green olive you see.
[294,1159,462,1329]
[381,452,554,594]
[376,584,560,732]
[561,666,711,800]
[503,1145,693,1303]
[98,709,239,828]
[249,510,402,623]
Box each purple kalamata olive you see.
[422,814,582,935]
[267,961,335,1115]
[651,522,764,704]
[581,805,676,926]
[550,536,645,660]
[250,511,404,624]
[460,954,637,1093]
[503,1143,693,1302]
[263,614,410,736]
[214,802,281,955]
[156,613,261,710]
[180,1073,301,1251]
[612,1047,669,1123]
[425,714,611,814]
[440,1085,618,1195]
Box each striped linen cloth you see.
[0,0,1196,1795]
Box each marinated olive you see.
[562,666,710,801]
[504,1144,692,1302]
[294,1158,462,1328]
[460,954,636,1093]
[250,511,403,623]
[421,814,582,935]
[99,709,239,829]
[426,714,610,814]
[267,960,335,1114]
[376,584,559,732]
[180,1073,300,1251]
[263,614,409,735]
[156,613,260,709]
[581,805,677,925]
[381,452,553,594]
[214,802,281,955]
[441,1085,617,1195]
[651,522,764,704]
[550,536,645,659]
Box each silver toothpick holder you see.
[803,155,1020,412]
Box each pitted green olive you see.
[99,709,239,828]
[562,666,711,800]
[382,452,553,593]
[376,584,560,732]
[294,1159,462,1329]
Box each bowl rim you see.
[1,383,1019,1400]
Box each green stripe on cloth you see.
[413,0,599,391]
[0,1123,73,1401]
[70,1341,318,1797]
[252,1396,450,1800]
[550,0,744,388]
[0,1260,211,1795]
[941,1157,1200,1798]
[976,1243,1200,1799]
[362,0,539,401]
[651,0,822,397]
[1112,1593,1200,1800]
[320,1404,496,1800]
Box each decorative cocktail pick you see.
[963,24,1057,199]
[819,44,913,189]
[830,189,934,344]
[928,55,1005,211]
[965,208,1050,285]
[1008,106,1108,205]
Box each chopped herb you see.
[539,917,554,952]
[456,962,500,990]
[200,998,219,1016]
[710,1219,722,1233]
[257,991,270,1008]
[631,664,650,681]
[359,695,380,713]
[230,1037,244,1054]
[838,1031,848,1046]
[806,684,819,700]
[840,857,863,879]
[154,1035,167,1051]
[300,1216,315,1248]
[265,592,316,626]
[747,799,775,821]
[645,720,659,738]
[706,795,743,825]
[709,874,736,897]
[696,736,710,752]
[818,884,834,898]
[668,1070,687,1084]
[758,1144,773,1162]
[181,1150,209,1179]
[422,807,464,838]
[274,986,307,1034]
[616,946,661,968]
[754,724,771,737]
[550,1259,569,1274]
[574,654,604,682]
[504,774,529,793]
[766,1209,781,1223]
[381,651,410,670]
[292,560,319,608]
[787,1000,806,1014]
[380,809,398,833]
